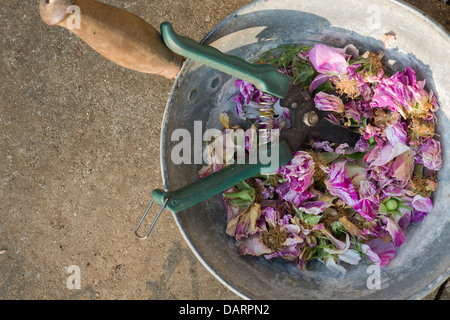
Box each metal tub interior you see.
[159,0,450,299]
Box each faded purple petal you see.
[264,243,302,260]
[382,216,406,247]
[385,122,407,146]
[363,124,381,142]
[363,238,397,267]
[314,92,345,113]
[233,94,245,118]
[236,234,272,256]
[276,184,316,209]
[226,203,261,240]
[370,68,419,117]
[223,197,240,222]
[335,143,350,155]
[421,138,442,171]
[297,201,331,215]
[233,79,265,119]
[235,79,261,104]
[309,44,349,75]
[309,73,329,91]
[324,161,359,207]
[411,210,427,223]
[277,151,315,193]
[358,180,378,198]
[397,206,413,229]
[356,100,373,118]
[280,188,315,207]
[284,223,302,236]
[354,198,379,221]
[381,180,407,198]
[370,142,410,167]
[262,206,278,227]
[411,194,433,213]
[344,101,361,124]
[254,178,274,200]
[321,228,349,252]
[354,137,370,153]
[312,140,334,152]
[390,150,415,186]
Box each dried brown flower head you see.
[332,73,361,99]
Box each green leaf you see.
[293,206,322,226]
[360,116,368,127]
[369,137,377,150]
[331,221,345,238]
[398,203,413,211]
[379,202,388,215]
[348,231,375,267]
[223,181,256,204]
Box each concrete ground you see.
[0,0,449,300]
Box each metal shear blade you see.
[280,85,361,152]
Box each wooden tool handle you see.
[39,0,184,79]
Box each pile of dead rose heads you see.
[199,43,442,274]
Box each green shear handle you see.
[135,23,295,239]
[160,22,294,98]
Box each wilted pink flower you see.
[312,140,334,152]
[353,180,379,221]
[277,185,315,207]
[354,199,379,221]
[370,66,438,121]
[382,216,406,247]
[308,44,349,91]
[323,161,359,207]
[254,178,274,200]
[226,203,261,240]
[314,92,345,112]
[385,121,407,146]
[344,101,361,124]
[410,194,433,222]
[362,238,397,267]
[237,207,310,262]
[236,234,272,256]
[226,43,443,271]
[262,206,278,227]
[368,141,410,167]
[411,194,433,212]
[370,67,417,117]
[277,151,315,193]
[421,138,442,171]
[407,71,439,114]
[233,79,260,118]
[390,151,415,186]
[297,201,331,215]
[233,79,279,120]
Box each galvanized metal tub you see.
[160,0,450,299]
